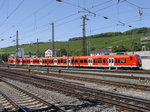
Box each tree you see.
[134,42,142,51]
[146,42,150,50]
[57,48,67,57]
[112,45,129,52]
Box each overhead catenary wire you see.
[0,0,24,27]
[125,0,150,9]
[1,0,150,48]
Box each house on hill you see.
[45,49,56,57]
[141,36,150,51]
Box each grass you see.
[0,32,148,56]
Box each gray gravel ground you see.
[0,104,4,112]
[6,79,117,112]
[49,72,147,85]
[33,73,150,100]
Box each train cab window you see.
[121,59,126,63]
[103,59,108,63]
[98,58,102,63]
[130,56,133,60]
[115,59,120,63]
[93,59,97,63]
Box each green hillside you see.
[1,27,150,57]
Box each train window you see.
[75,60,78,63]
[93,59,97,63]
[80,60,83,63]
[61,60,63,63]
[103,59,108,63]
[115,59,120,63]
[58,60,60,63]
[64,60,67,63]
[121,59,126,63]
[50,60,53,63]
[84,59,87,63]
[130,56,133,60]
[98,58,102,63]
[71,60,74,63]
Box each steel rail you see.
[0,70,150,112]
[0,78,65,112]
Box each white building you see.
[17,48,24,58]
[45,49,53,57]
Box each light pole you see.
[129,25,135,54]
[67,41,69,69]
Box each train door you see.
[67,58,71,67]
[88,58,92,66]
[54,59,57,65]
[30,59,33,65]
[39,59,42,65]
[19,59,22,65]
[108,58,114,67]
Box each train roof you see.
[8,54,139,60]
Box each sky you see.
[0,0,150,48]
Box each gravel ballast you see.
[6,79,117,112]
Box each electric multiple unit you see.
[8,54,142,69]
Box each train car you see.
[22,58,31,65]
[8,58,15,65]
[91,54,142,69]
[8,54,142,69]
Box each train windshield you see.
[136,55,142,64]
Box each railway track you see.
[4,65,150,75]
[5,65,150,80]
[0,69,150,112]
[0,79,65,112]
[0,90,26,112]
[2,67,150,91]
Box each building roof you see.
[90,48,112,54]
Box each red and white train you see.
[8,54,142,69]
